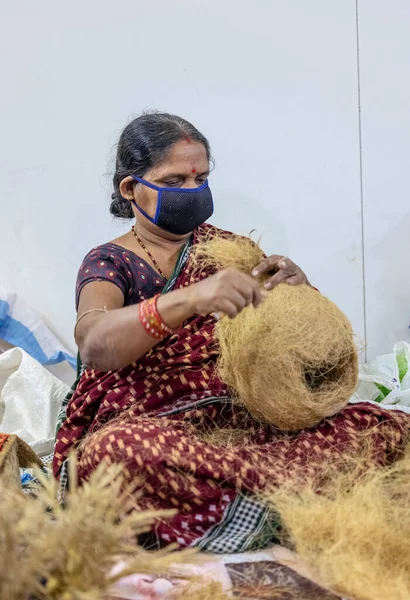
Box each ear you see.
[119,176,136,201]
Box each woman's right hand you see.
[185,267,263,319]
[76,268,263,371]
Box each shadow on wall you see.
[212,190,289,255]
[366,210,410,356]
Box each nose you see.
[183,176,203,188]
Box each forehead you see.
[155,140,208,172]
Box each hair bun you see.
[109,192,134,219]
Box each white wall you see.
[0,0,407,361]
[358,0,410,357]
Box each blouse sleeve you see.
[76,245,131,310]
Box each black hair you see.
[110,112,212,219]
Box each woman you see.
[54,113,409,552]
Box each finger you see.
[225,288,248,311]
[277,257,298,276]
[233,272,260,306]
[228,271,253,302]
[251,281,262,307]
[252,255,283,277]
[235,272,264,308]
[231,284,253,307]
[219,299,240,319]
[217,268,253,305]
[287,275,299,286]
[264,269,289,290]
[287,274,303,285]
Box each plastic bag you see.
[0,347,69,456]
[0,284,75,369]
[352,341,410,408]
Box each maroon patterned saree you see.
[53,225,410,551]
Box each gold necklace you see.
[131,227,167,280]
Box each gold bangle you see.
[74,307,107,335]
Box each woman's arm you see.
[76,268,262,372]
[76,281,195,372]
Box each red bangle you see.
[138,295,177,340]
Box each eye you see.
[163,178,182,187]
[196,176,207,185]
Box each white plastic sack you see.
[0,347,69,456]
[0,284,75,369]
[351,341,410,411]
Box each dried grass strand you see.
[0,456,210,600]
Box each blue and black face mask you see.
[132,176,214,235]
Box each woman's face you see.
[121,140,210,237]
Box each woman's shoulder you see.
[77,241,164,309]
[82,242,131,262]
[76,243,134,303]
[80,242,147,276]
[78,241,152,291]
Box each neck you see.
[134,223,190,254]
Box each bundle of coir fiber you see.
[192,233,358,431]
[265,445,410,600]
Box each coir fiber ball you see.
[192,233,358,431]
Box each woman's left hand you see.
[252,256,310,290]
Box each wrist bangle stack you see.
[138,294,178,340]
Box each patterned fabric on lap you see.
[77,402,410,548]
